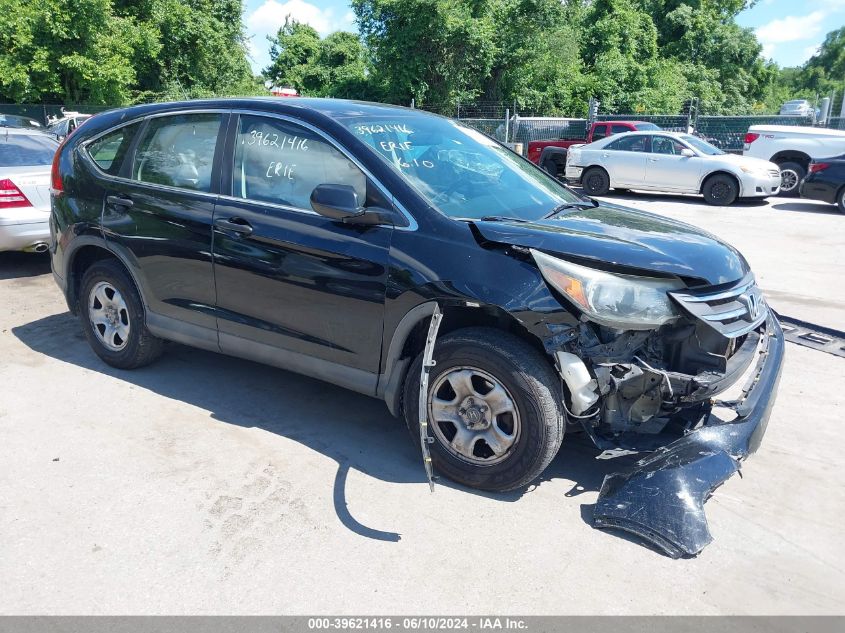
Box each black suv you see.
[50,99,783,556]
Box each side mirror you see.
[680,148,695,158]
[310,184,364,221]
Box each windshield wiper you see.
[477,215,532,223]
[543,200,598,219]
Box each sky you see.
[243,0,845,74]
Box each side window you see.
[651,136,686,155]
[606,135,650,152]
[233,114,366,210]
[86,123,141,176]
[132,113,222,192]
[611,125,632,135]
[591,125,608,141]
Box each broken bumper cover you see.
[592,314,785,558]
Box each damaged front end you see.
[534,256,785,557]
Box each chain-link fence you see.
[695,115,816,152]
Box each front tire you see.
[582,167,610,196]
[777,161,805,197]
[403,327,564,492]
[838,187,845,214]
[79,259,164,369]
[702,173,738,205]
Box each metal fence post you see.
[504,108,510,143]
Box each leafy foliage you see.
[0,0,842,115]
[0,0,259,105]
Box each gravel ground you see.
[1,193,843,615]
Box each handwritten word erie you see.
[355,123,413,135]
[266,162,295,180]
[380,141,412,151]
[245,130,309,151]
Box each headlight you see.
[740,165,766,175]
[531,249,685,329]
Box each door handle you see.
[648,158,659,162]
[106,195,133,208]
[214,217,253,236]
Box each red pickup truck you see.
[528,120,661,177]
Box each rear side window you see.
[606,135,650,152]
[0,133,59,166]
[610,125,632,134]
[232,114,366,210]
[132,113,222,192]
[86,123,141,175]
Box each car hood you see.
[715,153,777,171]
[473,203,749,286]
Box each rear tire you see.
[702,173,738,206]
[79,259,164,369]
[777,161,805,197]
[403,327,564,492]
[582,167,610,196]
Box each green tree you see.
[264,20,369,98]
[0,0,143,104]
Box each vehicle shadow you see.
[0,251,51,280]
[575,188,770,208]
[770,201,840,215]
[12,311,629,543]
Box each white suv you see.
[743,124,845,195]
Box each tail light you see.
[50,138,67,195]
[809,162,830,173]
[744,132,760,145]
[0,178,33,209]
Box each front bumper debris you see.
[592,314,785,558]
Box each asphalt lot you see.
[1,193,844,614]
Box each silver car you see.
[565,131,781,205]
[0,128,59,253]
[779,99,814,117]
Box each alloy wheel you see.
[780,169,799,193]
[88,281,131,351]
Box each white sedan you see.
[565,131,781,205]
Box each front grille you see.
[768,169,780,178]
[670,273,768,338]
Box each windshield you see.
[340,115,581,220]
[0,133,59,166]
[681,134,724,156]
[633,122,660,131]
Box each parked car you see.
[47,112,91,140]
[0,128,59,253]
[50,99,784,556]
[0,114,45,131]
[528,120,661,177]
[743,124,845,196]
[800,155,845,212]
[566,130,780,204]
[779,99,814,117]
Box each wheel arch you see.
[377,301,552,416]
[770,150,811,169]
[66,240,146,317]
[700,170,741,196]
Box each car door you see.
[99,111,227,336]
[597,134,650,186]
[211,112,396,387]
[646,135,703,192]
